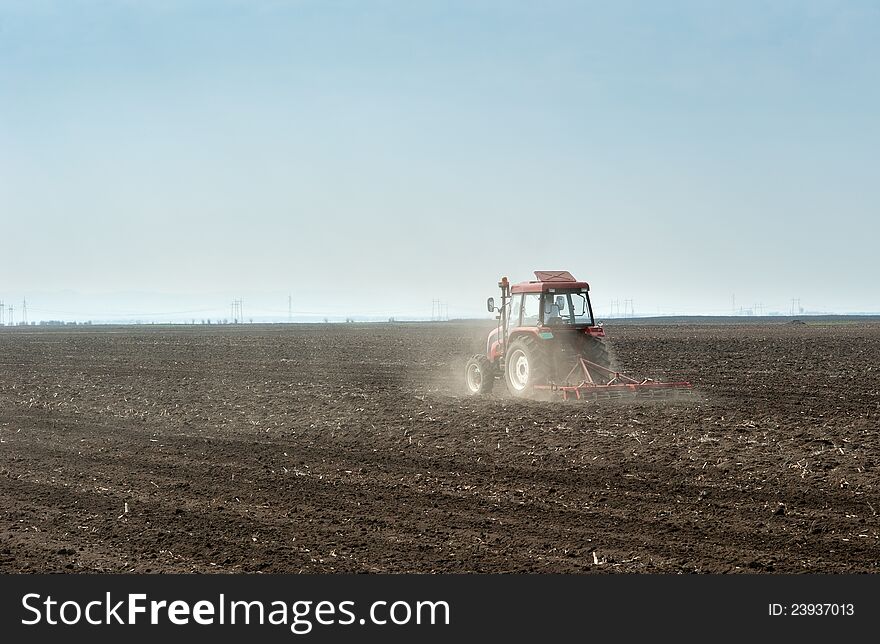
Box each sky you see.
[1,0,878,322]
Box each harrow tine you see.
[538,371,693,401]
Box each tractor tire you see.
[581,336,611,368]
[504,336,550,398]
[464,355,496,395]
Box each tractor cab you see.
[504,271,597,329]
[506,286,595,331]
[484,271,604,363]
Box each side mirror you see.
[487,297,495,312]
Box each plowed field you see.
[1,321,878,572]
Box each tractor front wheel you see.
[504,336,549,397]
[464,355,496,395]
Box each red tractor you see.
[465,271,692,399]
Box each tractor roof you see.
[510,270,590,294]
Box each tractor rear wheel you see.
[464,355,495,395]
[581,336,611,368]
[504,336,549,397]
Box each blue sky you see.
[1,1,878,321]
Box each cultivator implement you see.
[537,357,693,400]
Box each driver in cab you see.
[544,295,565,326]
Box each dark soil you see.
[1,321,878,573]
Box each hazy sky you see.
[1,0,878,321]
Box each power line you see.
[27,306,219,317]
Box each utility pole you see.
[610,299,621,318]
[229,299,244,323]
[8,305,13,326]
[22,298,27,325]
[0,300,4,325]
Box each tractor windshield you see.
[542,291,593,326]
